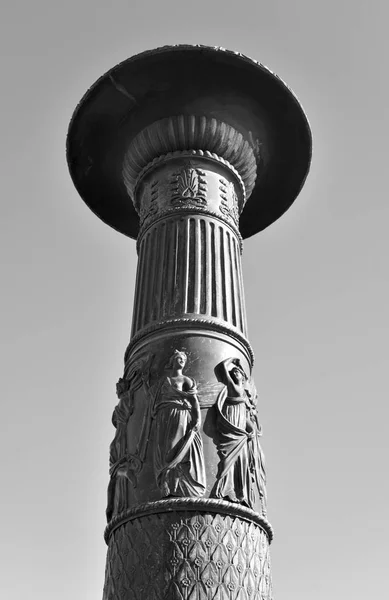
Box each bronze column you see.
[67,45,311,600]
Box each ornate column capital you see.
[121,115,259,233]
[122,115,258,202]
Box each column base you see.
[103,499,273,600]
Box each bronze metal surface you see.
[67,45,312,600]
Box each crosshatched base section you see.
[103,510,273,600]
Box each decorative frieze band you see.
[135,158,244,232]
[134,149,246,204]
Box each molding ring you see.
[125,318,255,366]
[104,497,273,544]
[137,206,243,254]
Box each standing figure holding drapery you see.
[213,357,266,510]
[153,350,206,498]
[246,382,267,516]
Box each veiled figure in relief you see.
[152,350,206,498]
[106,357,151,522]
[212,357,266,510]
[106,378,134,522]
[246,381,267,515]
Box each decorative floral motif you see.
[103,510,273,599]
[139,179,159,225]
[171,167,207,207]
[219,178,240,225]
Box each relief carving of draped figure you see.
[106,355,152,522]
[246,382,267,516]
[212,358,267,512]
[152,350,206,498]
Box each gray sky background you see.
[1,1,388,599]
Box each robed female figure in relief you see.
[246,382,267,516]
[213,357,266,510]
[153,350,206,498]
[106,356,152,522]
[106,378,137,522]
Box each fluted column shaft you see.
[132,211,247,337]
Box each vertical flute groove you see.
[154,222,166,321]
[210,222,217,318]
[187,219,195,314]
[147,226,159,323]
[183,218,190,314]
[165,221,175,317]
[194,218,201,314]
[131,237,144,335]
[199,219,206,314]
[138,232,151,329]
[227,231,237,327]
[172,220,179,315]
[175,219,185,315]
[234,236,244,331]
[150,226,160,322]
[161,221,171,318]
[220,226,227,321]
[235,236,247,335]
[214,225,223,319]
[224,229,232,323]
[205,220,212,316]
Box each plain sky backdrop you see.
[1,1,388,599]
